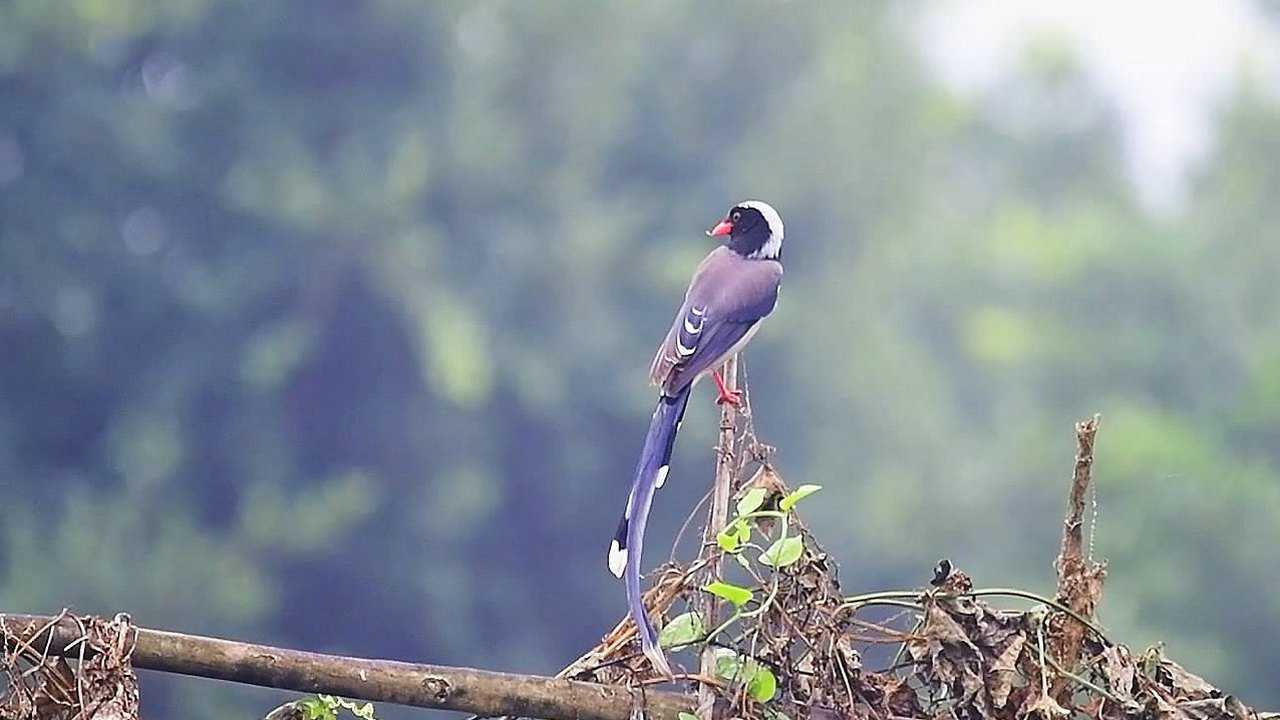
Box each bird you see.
[608,200,785,676]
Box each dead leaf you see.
[1078,695,1106,720]
[986,634,1025,709]
[885,676,922,717]
[1180,699,1240,720]
[1027,693,1071,720]
[920,602,979,652]
[1146,691,1189,720]
[1157,658,1220,701]
[1098,645,1136,702]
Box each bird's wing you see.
[649,247,782,395]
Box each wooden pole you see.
[1,613,696,720]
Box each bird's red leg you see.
[711,369,744,407]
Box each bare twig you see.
[698,354,740,720]
[1050,414,1107,704]
[671,488,714,564]
[1058,415,1100,580]
[557,560,705,681]
[1,613,695,720]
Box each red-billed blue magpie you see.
[608,200,785,675]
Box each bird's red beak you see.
[706,219,733,237]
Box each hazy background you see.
[3,1,1280,716]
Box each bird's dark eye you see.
[731,211,741,222]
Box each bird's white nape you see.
[740,200,783,259]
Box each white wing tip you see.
[608,541,627,578]
[654,465,670,489]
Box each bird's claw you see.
[715,388,744,407]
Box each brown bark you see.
[698,354,739,720]
[1050,414,1108,703]
[2,613,695,720]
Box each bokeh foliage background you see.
[2,1,1279,716]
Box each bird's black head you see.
[706,200,784,260]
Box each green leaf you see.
[712,648,742,680]
[719,517,751,552]
[710,650,776,702]
[748,665,778,702]
[736,487,767,516]
[703,581,754,608]
[658,611,704,648]
[297,698,337,720]
[678,714,700,720]
[779,484,822,512]
[760,536,804,567]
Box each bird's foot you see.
[711,370,744,408]
[715,388,744,407]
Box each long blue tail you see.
[608,386,692,676]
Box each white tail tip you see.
[608,540,627,578]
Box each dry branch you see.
[555,561,704,683]
[0,613,695,720]
[698,354,740,720]
[1050,415,1107,703]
